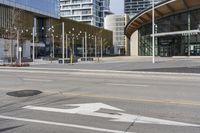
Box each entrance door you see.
[158,36,183,57]
[158,37,172,57]
[159,46,172,57]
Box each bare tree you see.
[6,7,23,64]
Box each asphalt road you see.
[0,67,200,133]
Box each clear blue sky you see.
[110,0,124,14]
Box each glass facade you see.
[138,8,200,56]
[0,0,60,18]
[0,4,112,60]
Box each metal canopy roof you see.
[125,0,200,38]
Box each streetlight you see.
[95,35,97,58]
[101,37,103,59]
[16,30,19,60]
[32,27,35,62]
[78,31,85,59]
[62,22,65,64]
[51,34,55,58]
[82,36,85,58]
[68,28,76,57]
[45,25,55,59]
[66,34,68,58]
[85,32,87,61]
[72,35,75,56]
[152,0,155,64]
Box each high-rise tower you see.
[60,0,111,27]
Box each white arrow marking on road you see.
[23,103,200,127]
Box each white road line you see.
[0,115,134,133]
[23,78,52,82]
[0,69,144,78]
[1,66,200,76]
[106,83,149,87]
[1,69,200,81]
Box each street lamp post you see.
[48,26,55,59]
[16,30,19,60]
[66,34,68,58]
[85,32,87,61]
[62,22,65,64]
[101,37,103,59]
[32,27,35,62]
[52,34,55,58]
[72,37,75,56]
[82,37,85,58]
[152,0,155,64]
[95,35,97,58]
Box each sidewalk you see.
[26,56,200,74]
[29,59,58,65]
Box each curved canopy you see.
[125,0,200,38]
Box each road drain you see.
[7,90,42,97]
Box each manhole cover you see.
[7,90,42,97]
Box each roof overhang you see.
[125,0,200,38]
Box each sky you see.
[110,0,124,14]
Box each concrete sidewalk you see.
[29,56,200,65]
[25,56,200,74]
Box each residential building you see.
[105,14,130,55]
[124,0,164,18]
[0,0,112,61]
[125,0,200,57]
[60,0,111,27]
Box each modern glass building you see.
[124,0,164,18]
[125,0,200,57]
[0,0,112,61]
[60,0,111,27]
[0,0,60,18]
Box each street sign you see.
[23,103,200,127]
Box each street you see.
[0,66,200,133]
